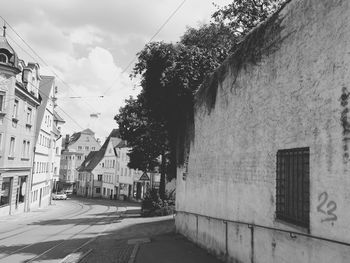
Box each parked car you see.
[52,192,67,200]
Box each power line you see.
[1,19,90,130]
[0,16,100,114]
[101,0,187,96]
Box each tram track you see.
[0,204,117,262]
[25,205,117,263]
[0,200,92,243]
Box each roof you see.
[35,75,55,142]
[78,129,121,172]
[67,128,98,147]
[54,110,65,123]
[77,151,99,171]
[110,137,122,147]
[115,140,127,148]
[81,128,95,135]
[0,35,20,70]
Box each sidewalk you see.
[80,215,223,263]
[135,232,223,263]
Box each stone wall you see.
[176,0,350,262]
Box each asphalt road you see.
[0,197,142,263]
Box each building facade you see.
[0,31,41,216]
[176,0,350,262]
[31,76,63,210]
[115,140,136,200]
[101,137,120,199]
[59,128,100,193]
[52,111,65,192]
[77,129,119,198]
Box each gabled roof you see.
[77,129,121,172]
[115,140,127,148]
[77,151,99,172]
[35,75,55,142]
[81,128,95,135]
[67,128,99,147]
[110,137,121,147]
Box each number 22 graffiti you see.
[317,192,337,223]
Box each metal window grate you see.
[276,147,310,228]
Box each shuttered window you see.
[276,147,310,228]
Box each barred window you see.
[276,147,310,228]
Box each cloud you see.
[0,0,232,139]
[53,46,139,139]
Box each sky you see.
[0,0,232,140]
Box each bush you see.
[141,188,175,217]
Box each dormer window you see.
[0,53,7,63]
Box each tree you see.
[115,94,169,198]
[116,0,286,197]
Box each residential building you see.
[31,75,63,210]
[77,129,119,198]
[114,140,151,200]
[59,128,100,192]
[101,137,120,199]
[52,111,65,192]
[176,0,350,262]
[0,29,41,216]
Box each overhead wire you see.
[1,22,86,130]
[0,15,100,114]
[0,0,187,130]
[101,0,187,96]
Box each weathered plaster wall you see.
[176,0,350,262]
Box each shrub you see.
[141,188,175,217]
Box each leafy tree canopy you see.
[115,0,286,181]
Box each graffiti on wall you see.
[317,192,337,223]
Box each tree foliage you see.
[115,0,286,186]
[115,95,167,171]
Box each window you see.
[0,92,5,112]
[96,187,101,194]
[112,160,115,168]
[98,174,102,181]
[26,107,32,124]
[0,53,7,63]
[26,141,30,158]
[12,100,18,118]
[85,146,89,151]
[78,146,82,150]
[103,187,106,195]
[78,156,81,160]
[22,140,26,157]
[276,147,310,228]
[0,177,12,207]
[9,137,15,157]
[92,147,95,150]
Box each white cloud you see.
[0,0,233,138]
[53,46,139,139]
[69,26,103,46]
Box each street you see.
[0,197,173,263]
